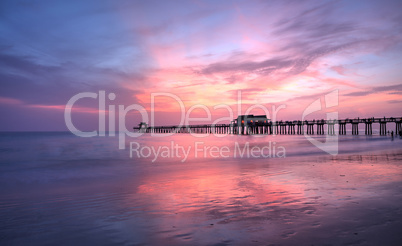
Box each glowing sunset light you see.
[0,0,402,130]
[2,2,402,246]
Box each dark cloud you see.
[344,91,372,97]
[274,1,356,41]
[197,41,354,82]
[0,52,144,106]
[0,53,61,77]
[376,84,402,92]
[344,84,402,97]
[281,90,338,104]
[192,1,368,83]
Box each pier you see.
[134,116,402,136]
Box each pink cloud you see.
[28,104,103,114]
[0,96,24,105]
[331,65,346,75]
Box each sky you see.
[0,0,402,131]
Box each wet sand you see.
[0,133,402,245]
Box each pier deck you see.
[133,117,402,136]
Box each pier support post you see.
[352,123,359,135]
[297,122,304,135]
[380,122,387,136]
[306,124,314,135]
[395,120,402,135]
[317,123,324,135]
[327,123,335,135]
[288,124,295,135]
[365,123,372,135]
[339,123,346,135]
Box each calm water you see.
[0,132,402,245]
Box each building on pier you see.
[138,122,148,133]
[235,115,269,125]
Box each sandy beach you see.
[0,133,401,245]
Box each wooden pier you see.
[133,116,402,136]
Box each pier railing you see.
[133,117,402,136]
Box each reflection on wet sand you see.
[123,152,402,245]
[0,133,401,245]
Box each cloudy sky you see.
[1,0,402,131]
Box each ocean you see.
[0,132,402,245]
